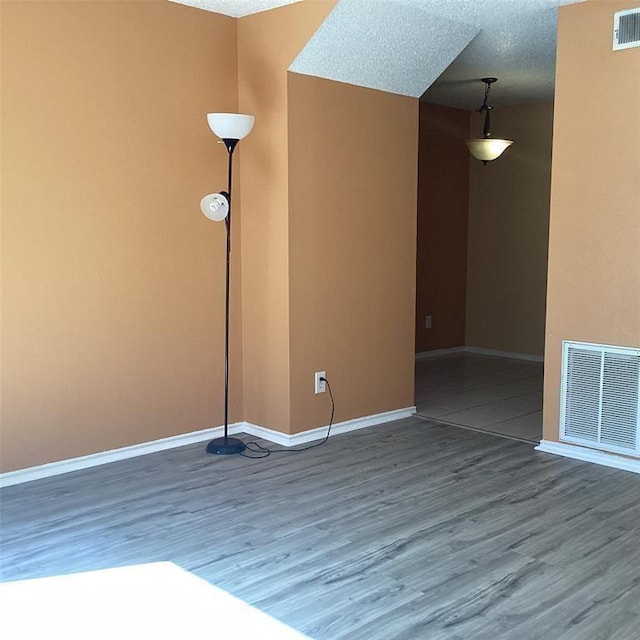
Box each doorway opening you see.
[414,100,553,443]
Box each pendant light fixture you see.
[465,77,513,164]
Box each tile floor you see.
[415,351,543,442]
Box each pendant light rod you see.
[465,77,513,164]
[479,77,497,138]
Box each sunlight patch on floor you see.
[0,561,310,639]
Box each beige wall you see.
[1,1,239,471]
[415,102,470,353]
[238,0,417,434]
[2,0,422,469]
[237,1,335,433]
[466,102,553,357]
[544,1,640,443]
[288,74,419,431]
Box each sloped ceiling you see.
[170,0,586,107]
[289,0,480,98]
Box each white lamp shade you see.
[200,193,229,221]
[466,138,513,162]
[206,113,255,141]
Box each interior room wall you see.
[415,102,470,353]
[1,0,239,472]
[466,101,554,357]
[543,1,640,444]
[288,74,419,432]
[237,1,335,434]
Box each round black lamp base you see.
[206,436,246,455]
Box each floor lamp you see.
[200,113,254,455]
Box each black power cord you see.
[239,377,335,459]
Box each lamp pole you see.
[205,140,245,455]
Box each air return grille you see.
[561,341,640,455]
[613,8,640,50]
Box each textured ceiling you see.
[290,0,480,98]
[168,0,301,18]
[417,0,586,109]
[170,0,586,108]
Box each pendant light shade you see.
[465,138,513,162]
[206,113,255,141]
[465,78,513,164]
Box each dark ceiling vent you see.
[613,8,640,50]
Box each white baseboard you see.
[416,346,543,363]
[415,347,467,359]
[242,422,293,447]
[465,347,543,363]
[0,407,417,488]
[536,440,640,475]
[0,423,243,489]
[243,406,416,447]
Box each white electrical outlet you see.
[315,371,327,394]
[425,315,433,329]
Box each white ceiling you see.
[290,0,481,99]
[417,0,586,109]
[171,0,586,108]
[168,0,301,18]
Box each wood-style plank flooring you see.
[2,417,639,639]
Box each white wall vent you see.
[560,341,640,456]
[613,8,640,50]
